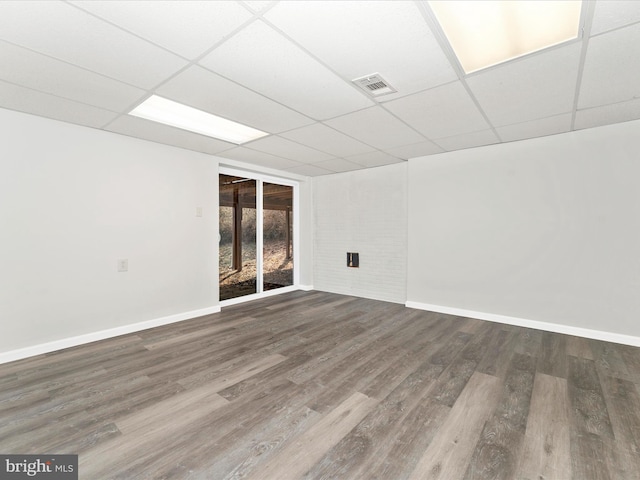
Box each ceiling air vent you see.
[351,73,397,98]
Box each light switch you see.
[196,207,203,217]
[117,259,128,272]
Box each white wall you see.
[298,179,314,287]
[313,163,407,303]
[0,108,219,355]
[407,119,640,339]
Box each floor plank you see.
[301,327,472,479]
[537,331,568,378]
[463,353,536,480]
[566,335,595,360]
[79,386,230,478]
[408,372,502,480]
[599,375,640,454]
[245,391,377,480]
[515,373,572,480]
[567,355,614,439]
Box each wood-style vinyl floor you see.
[2,291,640,479]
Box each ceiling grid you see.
[0,0,638,176]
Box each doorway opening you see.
[219,169,297,302]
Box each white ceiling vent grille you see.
[351,73,397,98]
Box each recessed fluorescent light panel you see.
[428,1,583,74]
[129,95,268,144]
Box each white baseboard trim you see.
[0,305,221,365]
[405,301,640,347]
[299,284,314,291]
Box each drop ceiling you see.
[1,1,639,176]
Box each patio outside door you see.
[219,173,294,301]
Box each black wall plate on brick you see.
[347,252,359,268]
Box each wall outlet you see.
[196,207,203,217]
[117,259,128,272]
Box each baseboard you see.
[405,301,640,347]
[299,284,314,291]
[13,295,637,365]
[0,305,221,365]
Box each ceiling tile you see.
[591,0,640,35]
[325,106,425,150]
[579,23,640,109]
[280,123,375,157]
[0,0,639,168]
[0,40,145,112]
[574,98,640,130]
[265,1,456,101]
[312,158,364,173]
[345,151,405,168]
[105,115,236,155]
[241,1,275,13]
[496,114,572,142]
[0,1,188,89]
[434,129,499,151]
[156,65,313,134]
[382,140,444,160]
[385,81,490,139]
[198,20,373,120]
[285,164,333,177]
[245,135,334,163]
[0,80,119,128]
[466,42,582,127]
[217,147,304,170]
[71,1,252,60]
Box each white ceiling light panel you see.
[129,95,268,144]
[429,0,583,74]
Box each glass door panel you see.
[263,182,293,291]
[219,174,257,301]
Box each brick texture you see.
[313,163,407,303]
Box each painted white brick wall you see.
[313,163,407,303]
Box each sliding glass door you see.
[219,170,296,302]
[219,174,257,300]
[263,182,293,291]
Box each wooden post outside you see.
[232,187,243,271]
[285,206,291,260]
